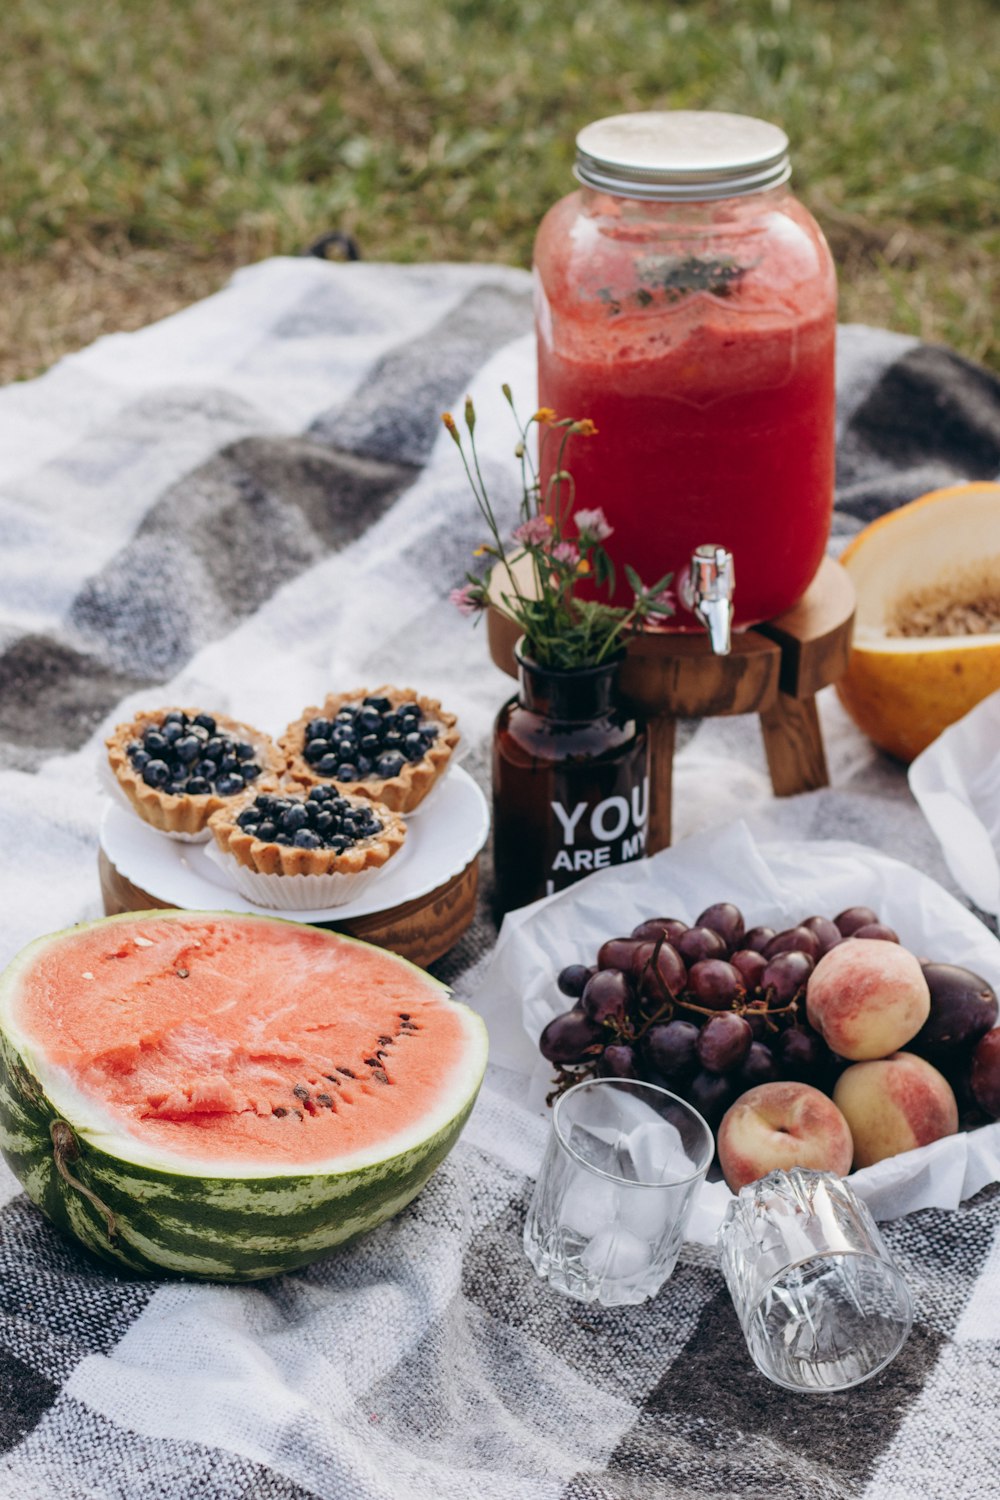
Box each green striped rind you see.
[0,911,488,1282]
[0,1027,481,1280]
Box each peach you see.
[717,1081,854,1193]
[833,1052,958,1168]
[805,938,929,1061]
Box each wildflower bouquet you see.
[444,390,674,671]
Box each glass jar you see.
[492,643,648,915]
[534,111,837,629]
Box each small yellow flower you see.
[571,418,598,437]
[473,546,489,557]
[464,396,476,432]
[441,412,459,439]
[532,407,557,425]
[577,558,592,575]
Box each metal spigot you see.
[680,544,735,656]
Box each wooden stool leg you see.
[759,693,829,797]
[646,717,676,854]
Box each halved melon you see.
[837,482,1000,762]
[0,911,488,1281]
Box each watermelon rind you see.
[0,910,488,1282]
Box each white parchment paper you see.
[472,820,1000,1243]
[909,686,1000,919]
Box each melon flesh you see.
[0,911,488,1280]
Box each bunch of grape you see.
[539,900,1000,1133]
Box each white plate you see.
[99,765,490,922]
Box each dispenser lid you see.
[575,111,791,201]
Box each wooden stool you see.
[487,556,855,855]
[98,848,479,970]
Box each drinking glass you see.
[717,1168,914,1392]
[524,1077,714,1306]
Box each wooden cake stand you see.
[487,555,855,855]
[98,852,479,971]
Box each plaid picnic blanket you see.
[1,256,999,1500]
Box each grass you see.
[1,0,998,381]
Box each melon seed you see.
[378,1036,393,1046]
[292,1084,311,1101]
[272,1107,288,1118]
[371,1069,390,1086]
[175,968,189,979]
[336,1067,356,1079]
[316,1093,334,1108]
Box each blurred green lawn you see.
[2,0,998,381]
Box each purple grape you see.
[776,1026,827,1081]
[851,922,900,943]
[801,915,842,955]
[687,959,742,1011]
[629,940,657,982]
[971,1030,1000,1119]
[696,1012,753,1074]
[599,1043,639,1079]
[631,917,688,945]
[557,963,592,998]
[695,902,745,951]
[743,925,777,954]
[688,1070,737,1128]
[835,905,880,937]
[639,942,686,1001]
[763,926,822,961]
[761,950,814,1004]
[539,1010,602,1065]
[581,969,631,1024]
[730,949,767,991]
[677,926,727,966]
[644,1020,700,1081]
[743,1002,774,1040]
[597,937,645,972]
[738,1041,780,1087]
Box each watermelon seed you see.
[336,1067,356,1079]
[398,1013,410,1020]
[316,1093,334,1108]
[292,1109,303,1121]
[323,1074,342,1085]
[175,968,189,979]
[272,1107,289,1117]
[371,1069,390,1085]
[378,1036,393,1047]
[292,1085,310,1101]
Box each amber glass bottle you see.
[492,644,648,915]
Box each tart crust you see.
[280,685,460,813]
[208,782,406,877]
[105,708,284,837]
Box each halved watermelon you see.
[0,910,488,1281]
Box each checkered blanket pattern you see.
[0,257,999,1500]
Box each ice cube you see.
[580,1225,652,1282]
[558,1173,620,1240]
[626,1118,693,1184]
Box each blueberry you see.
[144,730,168,755]
[237,808,261,828]
[312,753,335,775]
[304,739,330,765]
[162,711,186,726]
[336,762,359,782]
[399,701,420,717]
[256,820,277,841]
[422,724,439,742]
[404,732,426,761]
[383,732,403,751]
[360,734,380,756]
[142,759,171,788]
[356,756,373,776]
[274,832,293,846]
[185,777,210,795]
[364,696,392,715]
[293,829,321,849]
[242,763,261,781]
[329,835,348,853]
[335,704,359,720]
[215,774,245,796]
[305,717,332,740]
[174,734,201,764]
[235,742,255,761]
[166,780,188,795]
[130,749,150,771]
[332,725,357,746]
[280,805,309,832]
[204,737,226,760]
[195,758,218,781]
[193,714,216,734]
[189,723,209,741]
[219,754,241,775]
[357,708,382,736]
[314,811,334,833]
[307,785,332,802]
[376,751,405,779]
[162,721,184,746]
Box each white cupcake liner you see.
[203,841,390,910]
[97,758,213,842]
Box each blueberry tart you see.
[105,708,283,839]
[280,686,459,813]
[208,782,406,908]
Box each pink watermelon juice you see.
[535,187,837,626]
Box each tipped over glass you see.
[717,1168,914,1393]
[524,1077,714,1307]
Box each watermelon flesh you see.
[0,911,488,1281]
